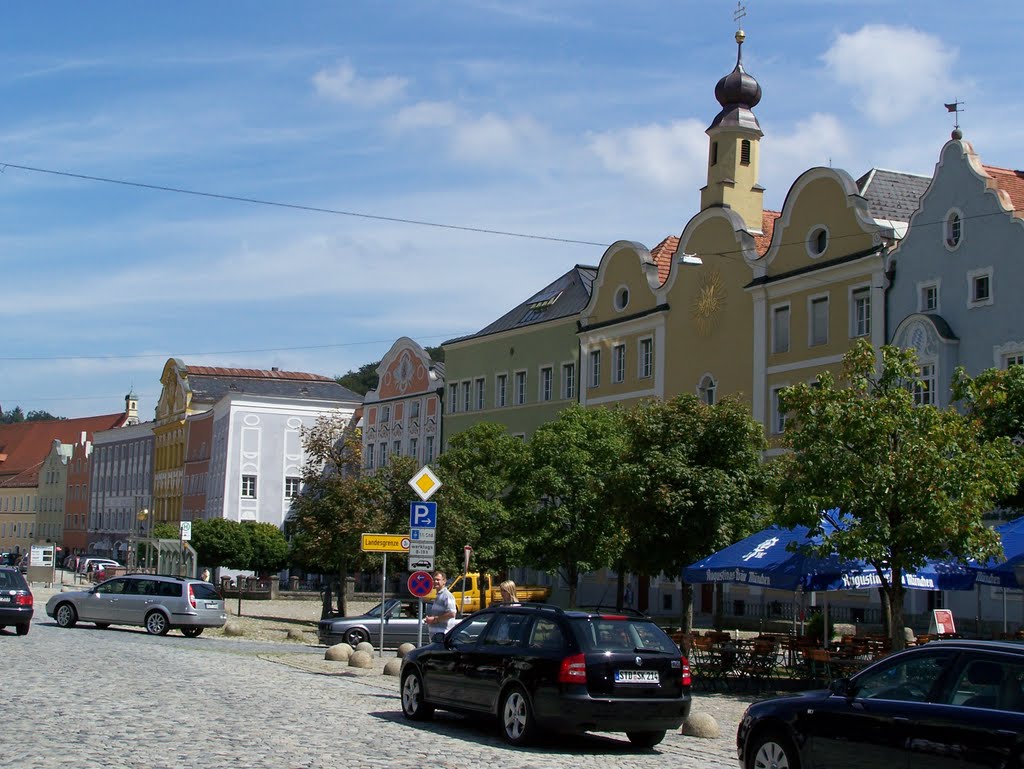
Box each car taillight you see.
[558,653,588,685]
[15,594,32,607]
[188,585,197,609]
[680,655,691,687]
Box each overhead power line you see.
[0,161,611,248]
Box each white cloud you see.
[450,113,549,165]
[587,119,708,190]
[395,100,458,129]
[822,24,958,125]
[312,61,408,107]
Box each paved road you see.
[4,613,744,769]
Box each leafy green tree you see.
[336,362,380,396]
[244,521,290,576]
[288,414,377,616]
[424,345,445,362]
[151,522,179,539]
[435,422,530,578]
[190,518,253,572]
[517,405,628,607]
[617,394,773,631]
[0,406,25,424]
[953,364,1024,511]
[26,410,62,421]
[777,340,1017,650]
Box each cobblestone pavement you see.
[7,588,756,769]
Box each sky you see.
[2,1,1022,420]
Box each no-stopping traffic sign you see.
[408,570,434,598]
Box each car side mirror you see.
[829,678,853,697]
[431,631,446,644]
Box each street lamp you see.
[136,508,150,570]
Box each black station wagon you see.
[400,603,691,747]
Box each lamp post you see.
[136,508,150,570]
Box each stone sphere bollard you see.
[355,641,374,655]
[325,643,352,662]
[383,658,402,676]
[348,649,374,669]
[286,628,306,641]
[223,621,245,637]
[397,642,416,659]
[680,712,720,739]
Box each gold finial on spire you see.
[734,2,747,56]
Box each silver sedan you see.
[317,598,426,647]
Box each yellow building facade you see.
[747,168,897,448]
[153,358,199,527]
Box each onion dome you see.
[708,29,763,135]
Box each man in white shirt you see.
[424,570,457,635]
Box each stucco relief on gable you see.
[895,318,938,360]
[378,348,430,399]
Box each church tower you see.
[699,26,765,231]
[125,389,139,425]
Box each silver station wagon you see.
[46,574,227,637]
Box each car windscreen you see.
[570,617,679,654]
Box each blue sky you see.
[2,1,1021,419]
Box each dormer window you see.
[740,139,751,165]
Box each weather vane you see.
[734,1,747,28]
[945,100,964,132]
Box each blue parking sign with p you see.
[410,501,437,529]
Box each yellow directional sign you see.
[360,533,411,553]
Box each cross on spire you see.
[734,1,747,28]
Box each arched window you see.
[698,375,717,406]
[740,139,751,165]
[945,211,962,248]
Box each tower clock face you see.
[692,269,727,336]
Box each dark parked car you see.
[318,598,423,647]
[737,639,1024,769]
[400,604,691,747]
[0,566,34,636]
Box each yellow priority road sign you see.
[360,533,411,553]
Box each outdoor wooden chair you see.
[690,636,729,691]
[801,648,833,686]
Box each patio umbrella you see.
[683,524,978,593]
[972,516,1024,589]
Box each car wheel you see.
[15,623,30,636]
[748,730,800,769]
[627,730,666,748]
[145,610,170,636]
[401,669,434,721]
[55,602,78,628]
[182,627,203,638]
[500,685,539,746]
[345,628,369,646]
[94,623,110,629]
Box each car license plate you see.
[615,670,659,684]
[0,595,10,603]
[205,602,218,609]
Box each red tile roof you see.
[756,210,781,255]
[0,413,128,486]
[184,365,334,382]
[650,235,680,285]
[983,164,1024,212]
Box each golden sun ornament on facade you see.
[692,269,727,336]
